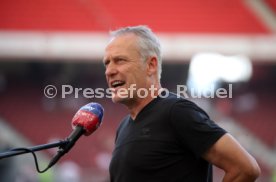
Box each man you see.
[103,25,260,182]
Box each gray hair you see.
[110,25,162,80]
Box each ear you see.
[146,56,158,76]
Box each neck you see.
[127,83,162,120]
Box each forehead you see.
[104,34,140,56]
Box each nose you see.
[105,62,118,77]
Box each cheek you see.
[124,63,147,83]
[132,71,148,87]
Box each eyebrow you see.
[103,55,128,63]
[113,55,128,60]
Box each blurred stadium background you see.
[0,0,276,181]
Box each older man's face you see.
[103,34,149,104]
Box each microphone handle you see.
[63,125,85,153]
[48,125,85,168]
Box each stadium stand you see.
[0,0,270,33]
[265,0,276,13]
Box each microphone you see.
[47,102,104,168]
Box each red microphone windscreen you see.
[72,103,104,136]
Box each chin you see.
[111,95,126,103]
[111,94,131,105]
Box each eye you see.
[116,57,126,64]
[103,59,110,67]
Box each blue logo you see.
[80,102,104,122]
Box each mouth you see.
[110,80,126,88]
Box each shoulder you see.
[159,92,209,118]
[167,93,226,156]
